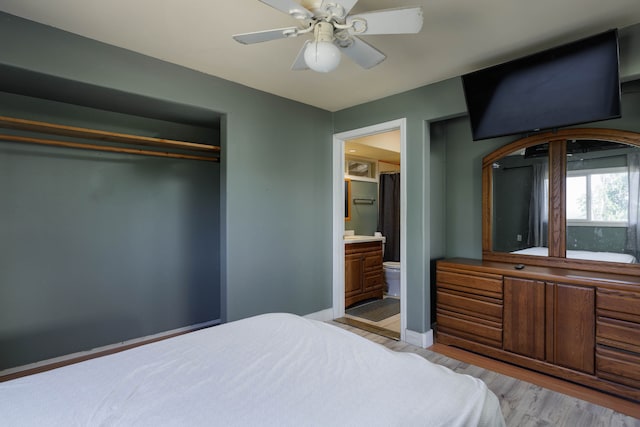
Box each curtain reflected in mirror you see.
[492,144,549,256]
[565,141,640,263]
[484,129,640,272]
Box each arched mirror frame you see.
[482,127,640,276]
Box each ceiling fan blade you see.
[259,0,314,20]
[347,7,423,35]
[337,37,386,69]
[233,27,299,44]
[291,40,311,70]
[320,0,359,18]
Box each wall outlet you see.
[516,234,522,242]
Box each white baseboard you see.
[404,328,434,348]
[0,318,221,378]
[304,308,334,322]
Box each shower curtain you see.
[378,172,400,262]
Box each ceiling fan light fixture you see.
[234,2,424,72]
[304,21,340,73]
[304,40,341,72]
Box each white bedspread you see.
[511,246,637,263]
[0,313,505,426]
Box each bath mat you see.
[346,298,400,322]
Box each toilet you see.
[383,261,401,297]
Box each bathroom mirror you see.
[483,128,640,275]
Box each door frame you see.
[332,118,407,341]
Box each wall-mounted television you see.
[462,29,621,141]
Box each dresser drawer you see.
[437,309,502,348]
[437,269,503,299]
[596,346,640,389]
[437,289,502,323]
[597,317,640,354]
[597,289,640,324]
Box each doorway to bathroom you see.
[332,119,407,341]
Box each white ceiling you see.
[346,130,400,164]
[1,0,640,112]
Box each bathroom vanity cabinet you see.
[436,258,640,402]
[345,241,384,308]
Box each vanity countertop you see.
[344,235,386,244]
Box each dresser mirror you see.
[483,128,640,274]
[491,144,549,256]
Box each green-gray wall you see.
[334,78,469,332]
[333,22,640,333]
[1,10,640,368]
[0,90,222,370]
[0,12,332,369]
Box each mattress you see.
[511,246,638,264]
[0,313,505,426]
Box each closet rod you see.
[0,116,220,153]
[0,134,219,162]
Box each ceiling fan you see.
[233,0,424,73]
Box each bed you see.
[511,246,638,263]
[0,313,505,426]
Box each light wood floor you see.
[344,311,400,332]
[329,320,640,426]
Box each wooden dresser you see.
[345,241,384,307]
[436,258,640,402]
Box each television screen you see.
[462,30,621,141]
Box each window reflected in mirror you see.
[492,144,549,256]
[483,129,640,273]
[565,141,640,263]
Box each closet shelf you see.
[0,116,220,162]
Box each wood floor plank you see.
[430,343,640,420]
[329,321,640,426]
